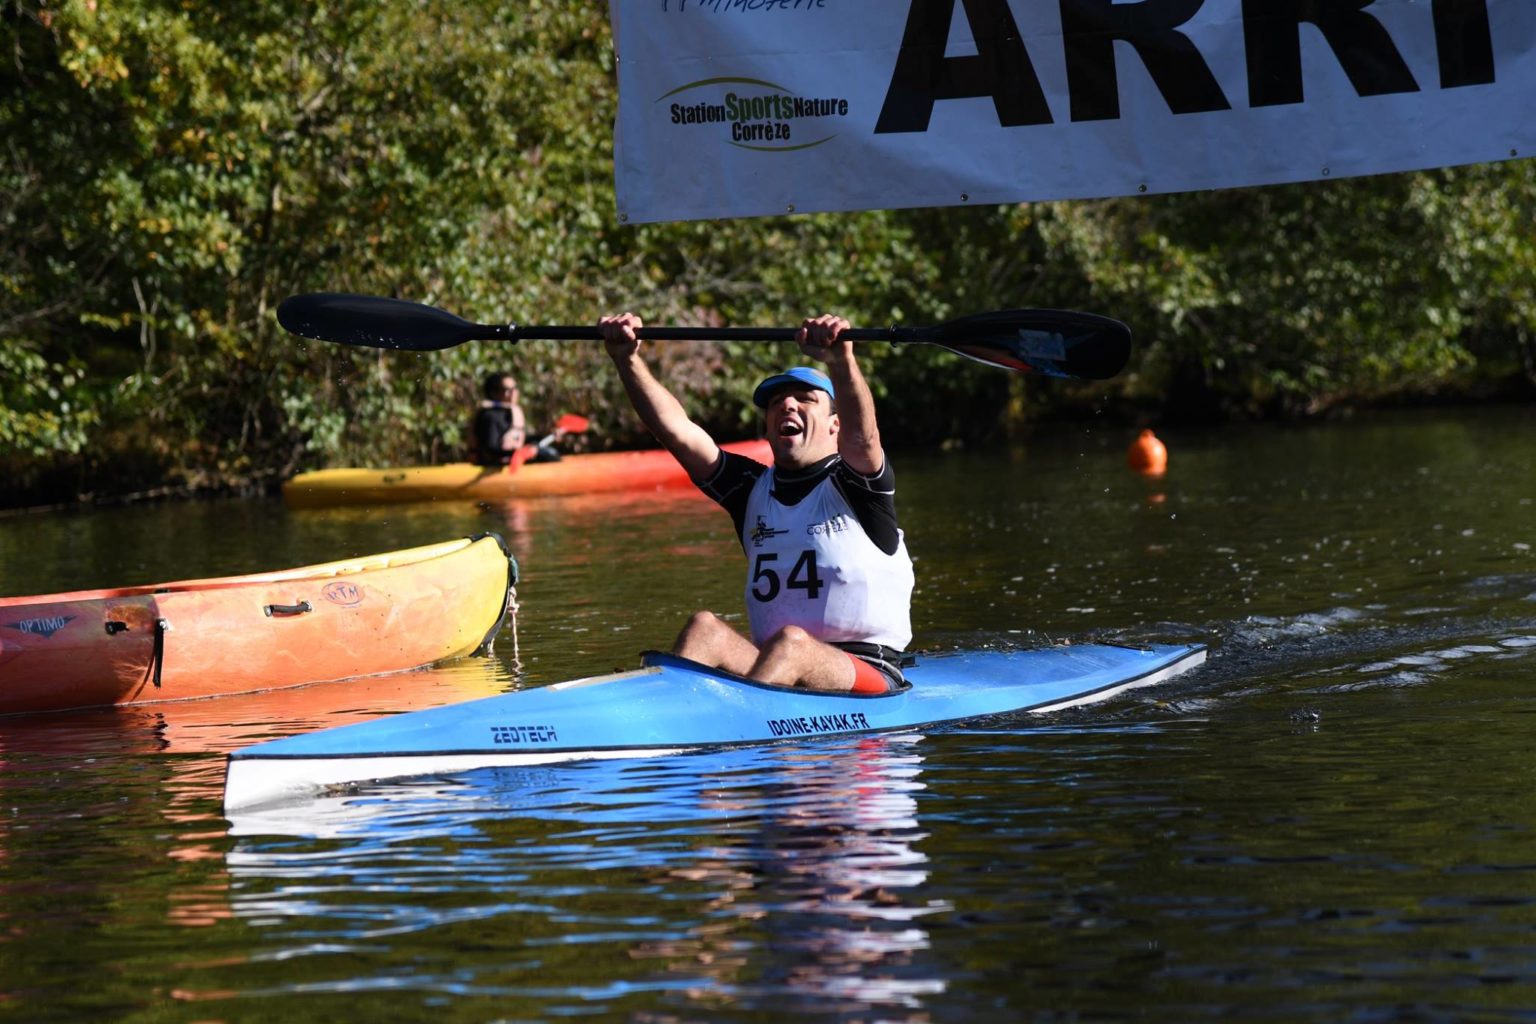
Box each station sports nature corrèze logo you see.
[659,77,850,151]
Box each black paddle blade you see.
[914,309,1132,380]
[276,293,510,350]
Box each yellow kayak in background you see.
[282,440,773,509]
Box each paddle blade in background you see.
[276,293,510,350]
[553,414,591,435]
[909,309,1133,380]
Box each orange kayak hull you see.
[282,439,773,508]
[0,534,516,715]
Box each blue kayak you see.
[223,642,1206,811]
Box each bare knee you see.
[678,610,730,644]
[673,611,757,675]
[761,625,815,656]
[752,626,854,691]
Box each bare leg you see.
[672,611,759,676]
[749,625,857,692]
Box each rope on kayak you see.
[476,583,519,660]
[469,534,519,661]
[501,583,521,666]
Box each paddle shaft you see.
[489,324,896,343]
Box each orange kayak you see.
[282,439,773,509]
[0,534,517,715]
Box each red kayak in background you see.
[282,439,772,509]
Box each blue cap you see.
[752,367,835,408]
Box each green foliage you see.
[1042,177,1486,418]
[0,343,100,456]
[2,0,1533,505]
[1418,162,1536,382]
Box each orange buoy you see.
[1127,429,1168,477]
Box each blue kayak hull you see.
[224,642,1205,811]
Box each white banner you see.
[610,0,1536,223]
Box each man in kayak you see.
[599,312,914,694]
[470,372,563,466]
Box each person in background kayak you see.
[599,311,914,694]
[470,372,562,466]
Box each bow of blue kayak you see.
[223,641,1206,812]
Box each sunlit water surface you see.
[2,406,1534,1021]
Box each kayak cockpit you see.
[638,650,914,697]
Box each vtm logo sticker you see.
[660,77,849,151]
[322,582,363,607]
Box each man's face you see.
[762,386,838,468]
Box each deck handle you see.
[264,601,313,617]
[152,618,168,687]
[105,618,168,688]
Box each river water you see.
[1,405,1533,1021]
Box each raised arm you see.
[598,312,721,481]
[798,314,883,476]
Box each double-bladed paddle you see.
[277,292,1132,381]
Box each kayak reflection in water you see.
[469,371,564,467]
[598,312,914,694]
